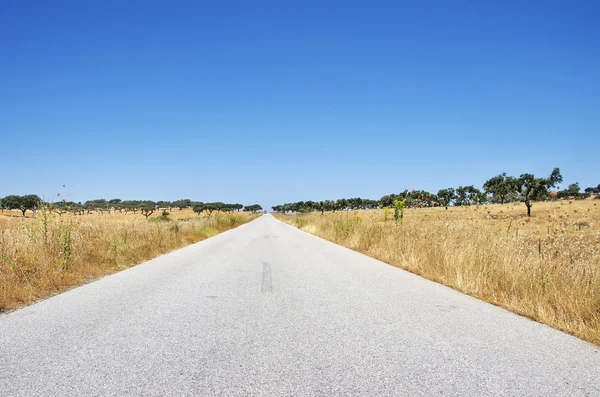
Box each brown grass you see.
[0,209,258,311]
[275,200,600,344]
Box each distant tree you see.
[70,202,84,215]
[193,204,206,216]
[52,201,70,216]
[568,182,580,196]
[517,168,562,216]
[203,203,218,218]
[173,199,192,210]
[336,198,348,211]
[557,182,583,199]
[466,186,483,205]
[322,200,334,212]
[121,200,142,214]
[243,204,263,212]
[585,183,600,197]
[140,201,156,219]
[437,188,456,209]
[2,195,22,215]
[22,194,41,215]
[455,186,469,206]
[379,195,394,208]
[483,173,518,204]
[156,201,171,211]
[475,191,489,205]
[209,202,225,212]
[2,194,40,216]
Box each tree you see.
[567,182,580,196]
[243,204,263,212]
[173,199,192,210]
[584,186,599,194]
[157,201,174,212]
[140,201,156,219]
[455,186,469,206]
[2,195,22,215]
[437,188,456,209]
[483,173,518,204]
[52,201,71,216]
[121,200,141,214]
[22,195,41,215]
[193,204,206,216]
[517,168,562,216]
[2,195,40,217]
[557,182,584,199]
[203,203,218,218]
[379,195,394,208]
[336,198,348,211]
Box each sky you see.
[1,0,599,209]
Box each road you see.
[1,214,599,396]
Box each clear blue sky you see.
[1,1,598,209]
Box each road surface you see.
[1,214,599,396]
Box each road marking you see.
[261,262,272,293]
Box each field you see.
[275,199,600,344]
[0,208,259,311]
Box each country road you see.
[1,214,598,396]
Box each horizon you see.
[2,1,598,210]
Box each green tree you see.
[567,182,580,196]
[584,185,599,195]
[437,188,456,209]
[140,201,156,219]
[483,173,518,204]
[52,201,71,216]
[3,195,40,216]
[203,203,218,218]
[22,194,41,215]
[2,195,22,215]
[455,186,469,206]
[517,168,562,216]
[173,199,192,210]
[193,204,206,215]
[243,204,263,212]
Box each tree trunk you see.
[526,201,532,217]
[21,208,26,217]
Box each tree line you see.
[0,195,263,218]
[272,168,599,217]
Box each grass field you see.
[0,208,259,311]
[275,199,600,344]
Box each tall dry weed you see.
[276,201,600,344]
[0,210,256,311]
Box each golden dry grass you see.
[275,199,600,344]
[0,209,258,311]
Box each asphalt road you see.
[1,214,599,396]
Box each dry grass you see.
[275,200,600,344]
[0,209,258,311]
